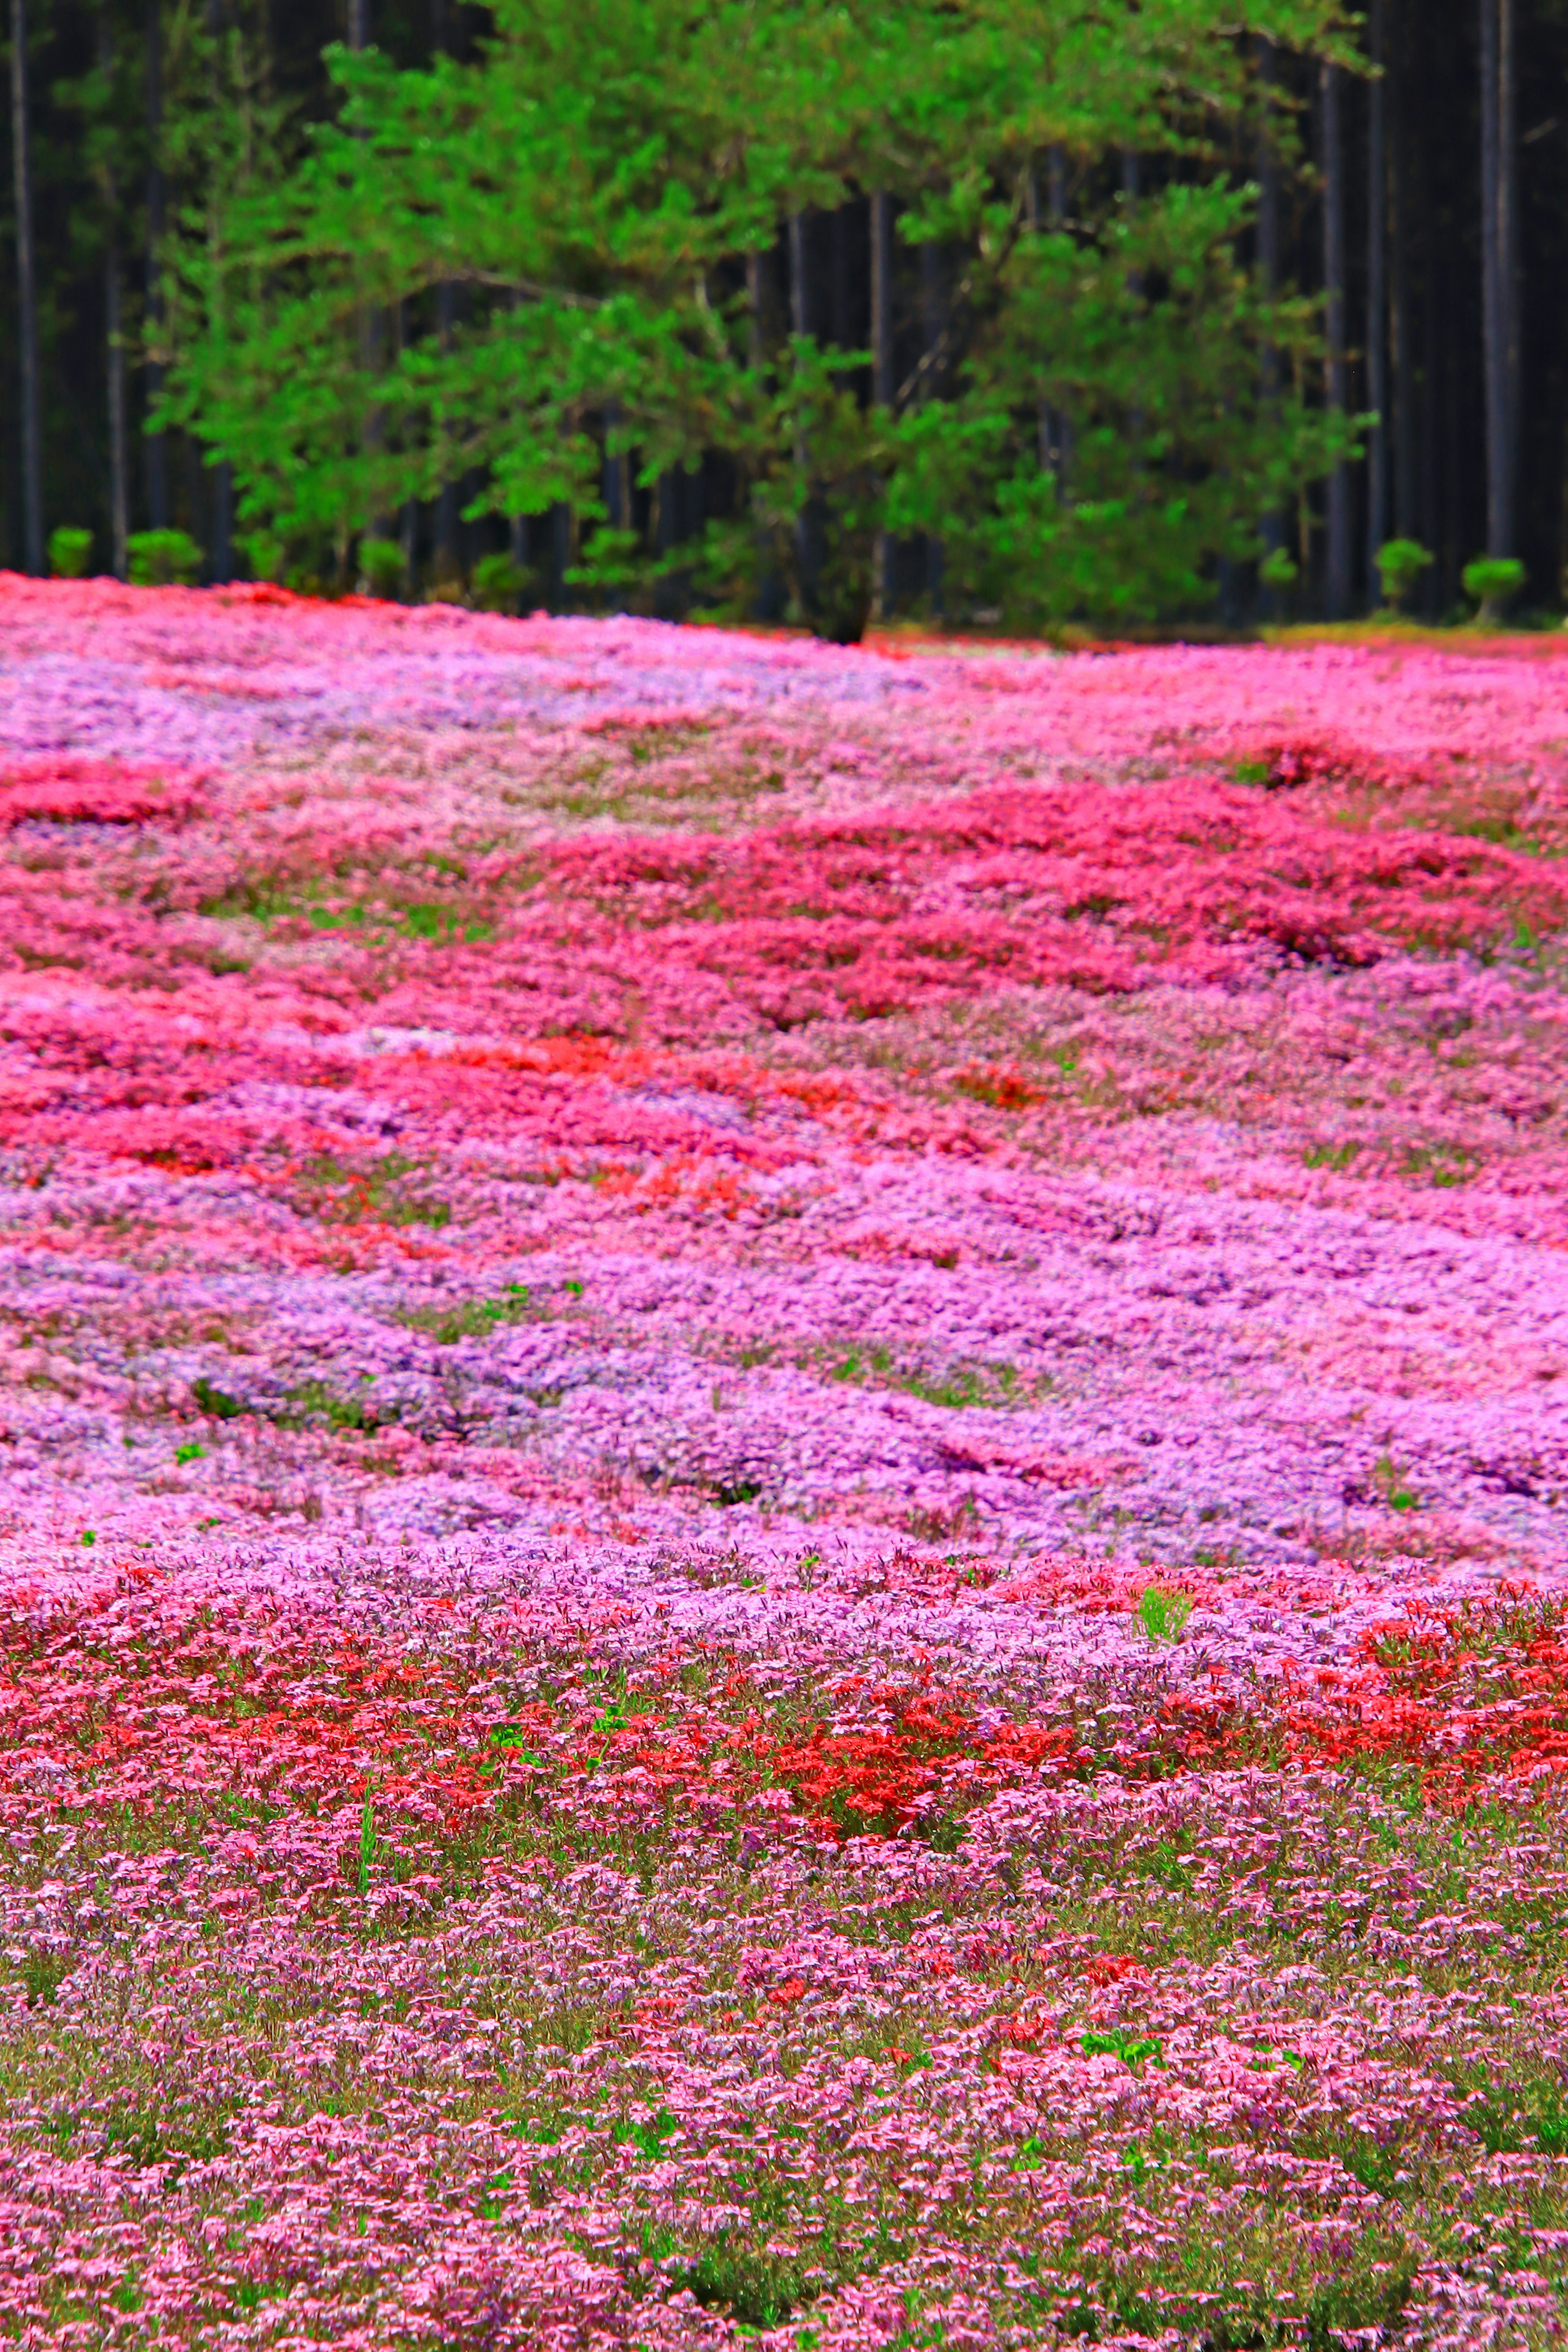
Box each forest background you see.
[2,0,1561,638]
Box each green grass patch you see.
[394,1282,553,1345]
[292,1153,452,1229]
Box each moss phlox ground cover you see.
[3,580,1568,2345]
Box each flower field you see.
[7,579,1568,2348]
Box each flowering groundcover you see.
[4,581,1568,2347]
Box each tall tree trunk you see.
[870,189,893,620]
[350,0,390,560]
[1501,0,1520,555]
[99,16,128,577]
[1120,148,1144,312]
[145,0,167,532]
[11,0,42,574]
[1025,168,1051,477]
[787,212,815,612]
[869,194,892,408]
[788,210,808,339]
[1390,34,1417,540]
[1257,44,1279,383]
[1365,0,1388,582]
[1321,60,1351,617]
[429,0,463,587]
[1046,145,1070,499]
[1257,40,1283,595]
[1414,22,1440,602]
[746,247,766,373]
[106,236,129,576]
[1480,0,1519,556]
[920,241,944,616]
[434,280,459,581]
[830,204,852,348]
[206,0,232,579]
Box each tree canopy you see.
[158,0,1358,633]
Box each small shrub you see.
[1258,546,1298,592]
[471,551,531,612]
[127,529,203,587]
[358,536,405,599]
[241,531,286,583]
[1376,538,1433,613]
[1462,555,1525,625]
[47,526,94,579]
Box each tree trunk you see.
[1257,41,1279,357]
[1390,8,1418,539]
[1501,0,1520,555]
[1257,40,1283,595]
[870,193,892,407]
[145,0,167,532]
[11,0,42,574]
[1025,167,1051,476]
[434,280,459,581]
[830,203,852,349]
[206,0,232,579]
[1321,60,1351,617]
[1365,0,1388,582]
[746,247,766,372]
[920,241,943,615]
[106,238,128,576]
[787,213,815,611]
[1480,0,1519,556]
[870,189,893,620]
[1414,22,1440,603]
[1045,146,1071,499]
[99,17,128,577]
[428,0,464,587]
[788,211,808,339]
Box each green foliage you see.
[612,2104,678,2158]
[1081,2026,1165,2067]
[358,1790,376,1895]
[886,183,1357,631]
[192,1377,244,1419]
[1373,1454,1420,1512]
[127,529,203,586]
[395,1283,540,1344]
[1462,555,1525,622]
[357,535,405,597]
[47,526,94,578]
[471,550,532,611]
[242,531,287,583]
[162,0,1353,635]
[1137,1586,1193,1642]
[1376,537,1433,611]
[19,1948,69,2007]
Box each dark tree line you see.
[4,0,1566,626]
